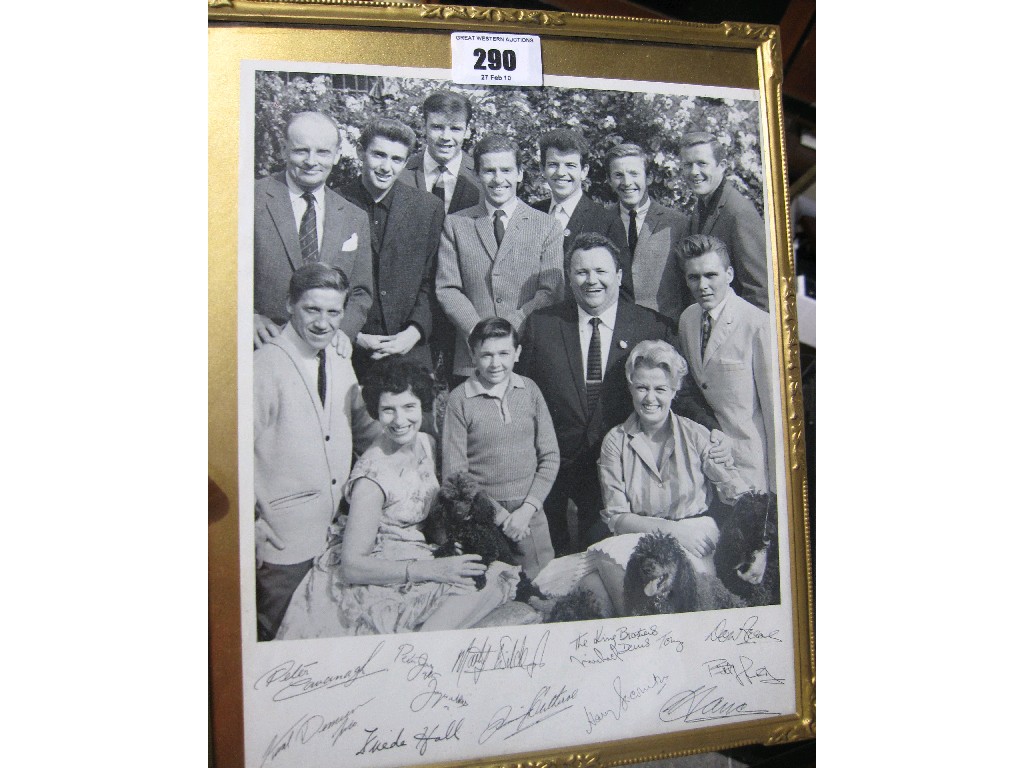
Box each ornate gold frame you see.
[209,3,813,767]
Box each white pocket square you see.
[342,233,359,251]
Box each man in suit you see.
[602,143,691,322]
[677,235,775,493]
[436,133,564,379]
[397,91,483,215]
[530,129,611,258]
[518,232,716,556]
[254,263,379,640]
[254,111,373,348]
[680,132,770,312]
[339,118,445,379]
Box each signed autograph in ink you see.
[583,673,669,735]
[660,684,779,724]
[569,624,660,666]
[451,630,549,685]
[479,685,577,744]
[704,616,782,646]
[253,642,387,702]
[261,699,372,767]
[704,656,785,686]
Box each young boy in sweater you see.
[441,317,559,578]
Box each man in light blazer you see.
[340,118,445,379]
[602,143,691,322]
[254,111,373,347]
[677,235,775,493]
[518,233,718,555]
[436,133,564,378]
[530,128,611,258]
[397,90,483,214]
[680,131,770,312]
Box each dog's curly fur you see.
[713,492,780,606]
[423,472,544,601]
[543,587,606,623]
[623,531,744,615]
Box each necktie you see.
[701,311,712,360]
[627,209,638,256]
[299,192,319,262]
[493,209,506,247]
[553,204,569,228]
[586,316,602,412]
[317,349,327,406]
[432,165,447,202]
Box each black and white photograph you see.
[246,67,781,642]
[224,33,806,766]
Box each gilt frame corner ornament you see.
[209,4,813,767]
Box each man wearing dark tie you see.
[253,263,379,640]
[436,133,564,379]
[518,233,715,555]
[680,131,770,312]
[339,118,445,379]
[676,234,774,493]
[602,143,690,322]
[253,111,373,350]
[530,129,610,257]
[397,91,483,215]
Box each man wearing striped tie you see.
[253,111,373,351]
[518,233,690,555]
[676,234,775,494]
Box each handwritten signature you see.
[413,718,464,756]
[583,673,669,735]
[479,685,577,744]
[260,699,371,766]
[705,616,782,646]
[704,656,785,686]
[659,684,779,723]
[569,624,660,667]
[253,643,387,702]
[355,726,407,756]
[451,630,549,685]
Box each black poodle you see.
[713,491,780,606]
[423,472,544,601]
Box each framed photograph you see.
[209,3,814,767]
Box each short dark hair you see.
[468,317,519,351]
[360,357,435,420]
[473,133,520,170]
[676,234,732,270]
[359,118,416,153]
[680,131,727,164]
[287,262,350,305]
[539,129,589,167]
[567,231,622,272]
[605,142,649,174]
[422,91,472,124]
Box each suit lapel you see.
[266,175,304,271]
[559,306,589,418]
[607,302,636,375]
[636,203,664,250]
[703,294,737,363]
[320,190,348,259]
[496,203,530,260]
[471,205,498,260]
[701,182,729,234]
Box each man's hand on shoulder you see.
[253,314,282,349]
[331,329,353,358]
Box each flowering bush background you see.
[255,72,764,215]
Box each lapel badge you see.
[619,340,629,349]
[564,228,572,238]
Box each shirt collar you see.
[278,321,320,360]
[463,371,526,399]
[698,175,727,210]
[706,287,735,322]
[485,196,519,219]
[619,194,651,219]
[424,150,463,178]
[577,299,618,331]
[358,177,396,207]
[284,173,326,208]
[551,188,584,217]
